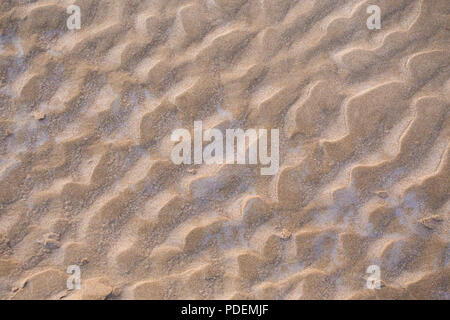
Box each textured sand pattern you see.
[0,0,449,299]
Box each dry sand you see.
[0,0,449,300]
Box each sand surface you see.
[0,0,449,299]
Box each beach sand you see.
[0,0,448,299]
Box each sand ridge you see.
[0,0,449,299]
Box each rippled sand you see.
[0,0,449,299]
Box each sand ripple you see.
[0,0,448,299]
